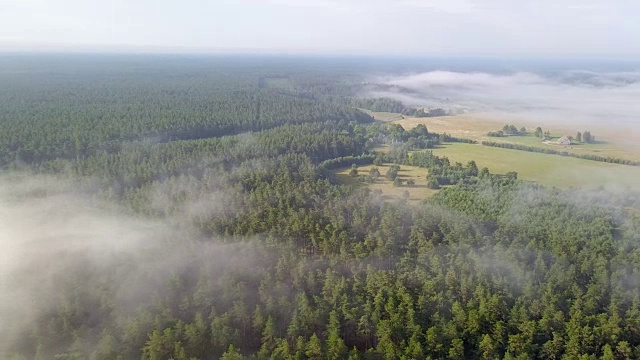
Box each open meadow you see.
[333,163,439,203]
[366,110,640,162]
[430,142,640,190]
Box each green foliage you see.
[481,141,640,166]
[385,164,400,180]
[502,124,522,135]
[367,167,381,183]
[0,56,372,167]
[221,345,244,360]
[583,130,595,143]
[305,334,323,360]
[535,127,543,138]
[5,56,640,360]
[349,164,359,177]
[352,97,416,115]
[415,107,448,117]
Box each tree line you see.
[4,56,640,359]
[481,141,640,167]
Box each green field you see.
[430,143,640,189]
[479,134,640,161]
[334,163,439,203]
[371,111,640,162]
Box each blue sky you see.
[1,0,638,57]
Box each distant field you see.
[394,113,505,139]
[364,110,406,122]
[430,143,640,190]
[334,163,439,203]
[367,111,640,162]
[492,135,640,161]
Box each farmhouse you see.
[557,136,572,145]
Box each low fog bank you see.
[368,69,640,138]
[0,173,261,356]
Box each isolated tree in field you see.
[393,178,404,187]
[406,178,415,186]
[349,164,358,177]
[576,131,582,142]
[386,164,400,180]
[520,127,527,134]
[584,131,595,143]
[535,127,543,138]
[367,167,381,183]
[369,167,380,179]
[374,156,383,166]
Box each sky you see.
[0,0,639,57]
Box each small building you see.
[557,136,572,145]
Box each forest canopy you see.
[2,55,640,360]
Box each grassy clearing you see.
[334,163,439,204]
[430,143,640,190]
[394,113,505,139]
[371,111,640,162]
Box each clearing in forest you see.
[367,110,640,162]
[334,163,439,204]
[430,142,640,190]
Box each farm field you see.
[334,163,439,203]
[367,111,640,162]
[430,142,640,189]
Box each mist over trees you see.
[2,56,640,359]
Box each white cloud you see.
[373,69,640,137]
[0,0,639,56]
[401,0,476,13]
[0,173,264,354]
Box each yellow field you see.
[334,163,439,204]
[430,143,640,190]
[368,111,640,162]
